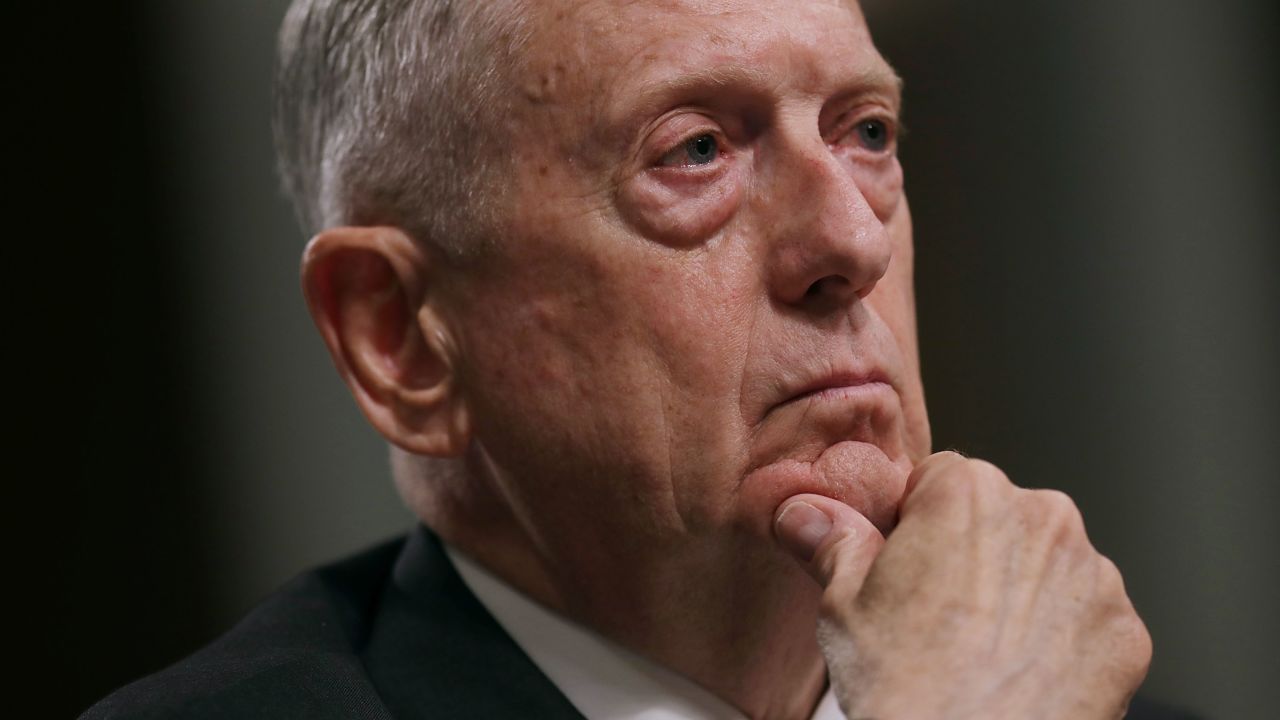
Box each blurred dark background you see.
[29,0,1277,717]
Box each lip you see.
[778,370,894,408]
[748,363,904,474]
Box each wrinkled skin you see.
[434,2,928,712]
[776,454,1152,719]
[304,0,1151,716]
[448,0,927,557]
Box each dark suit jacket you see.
[82,525,1197,719]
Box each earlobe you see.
[301,227,471,457]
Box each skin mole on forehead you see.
[522,61,569,105]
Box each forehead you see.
[529,0,867,45]
[515,0,894,120]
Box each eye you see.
[660,133,719,167]
[853,119,891,152]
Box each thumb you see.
[774,494,886,588]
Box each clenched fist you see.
[774,452,1152,720]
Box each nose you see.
[763,135,892,309]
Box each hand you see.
[774,452,1152,719]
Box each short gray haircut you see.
[273,0,527,258]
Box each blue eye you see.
[855,119,890,152]
[685,134,718,164]
[662,133,719,166]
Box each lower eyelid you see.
[650,162,729,180]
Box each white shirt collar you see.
[445,545,847,720]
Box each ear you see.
[301,226,470,457]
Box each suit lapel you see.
[361,526,586,720]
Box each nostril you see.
[804,275,850,299]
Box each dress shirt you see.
[446,546,846,720]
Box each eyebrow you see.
[633,65,777,104]
[612,59,904,130]
[876,62,906,102]
[598,59,904,159]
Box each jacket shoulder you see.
[81,537,405,720]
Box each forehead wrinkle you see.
[515,0,903,169]
[629,65,777,112]
[621,2,896,99]
[601,41,902,144]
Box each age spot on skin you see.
[523,62,568,104]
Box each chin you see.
[738,439,911,538]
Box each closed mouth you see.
[782,371,893,406]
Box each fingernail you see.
[775,501,833,563]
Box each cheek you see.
[458,295,594,443]
[449,248,626,451]
[456,258,761,533]
[851,155,904,222]
[615,165,746,247]
[457,253,740,450]
[633,241,761,400]
[633,263,767,517]
[867,204,932,459]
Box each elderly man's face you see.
[446,0,929,556]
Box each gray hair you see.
[273,0,527,258]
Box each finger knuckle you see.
[966,457,1007,481]
[1030,488,1086,535]
[1116,611,1154,680]
[1096,555,1125,591]
[966,459,1013,496]
[1096,556,1139,617]
[1133,618,1154,670]
[922,449,967,469]
[924,456,1005,495]
[1092,556,1151,680]
[906,453,965,500]
[907,457,1021,520]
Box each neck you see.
[394,449,830,720]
